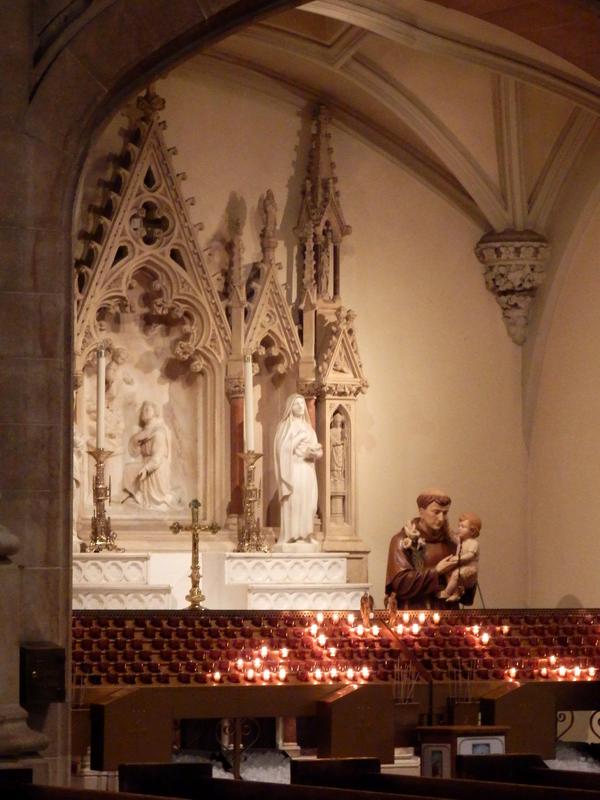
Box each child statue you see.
[274,394,323,544]
[437,512,481,603]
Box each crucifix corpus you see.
[170,499,219,609]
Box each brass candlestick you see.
[170,499,219,610]
[237,451,269,553]
[85,447,122,552]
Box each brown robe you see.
[385,519,456,609]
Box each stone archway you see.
[0,0,296,781]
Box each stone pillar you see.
[226,381,245,517]
[0,3,72,782]
[0,532,49,763]
[474,229,550,345]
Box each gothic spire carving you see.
[317,307,368,397]
[74,87,231,367]
[245,190,302,373]
[295,106,352,302]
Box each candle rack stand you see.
[85,447,122,552]
[237,451,269,553]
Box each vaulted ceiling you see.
[177,0,600,236]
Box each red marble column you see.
[229,394,244,515]
[305,395,317,429]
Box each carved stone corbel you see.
[475,229,550,345]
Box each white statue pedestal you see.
[271,540,320,553]
[202,552,369,610]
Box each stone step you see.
[206,552,348,586]
[72,584,173,610]
[73,553,150,585]
[247,582,369,610]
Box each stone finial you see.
[135,84,166,122]
[260,189,278,268]
[475,229,550,345]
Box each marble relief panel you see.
[78,279,203,523]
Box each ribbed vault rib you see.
[305,0,600,114]
[528,109,598,232]
[344,56,509,229]
[494,76,527,230]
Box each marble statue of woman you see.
[124,401,179,511]
[274,394,323,543]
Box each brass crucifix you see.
[170,499,219,610]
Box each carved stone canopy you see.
[475,229,550,345]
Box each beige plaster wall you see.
[528,199,600,608]
[77,66,529,607]
[154,70,527,607]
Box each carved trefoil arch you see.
[73,88,230,545]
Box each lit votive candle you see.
[213,671,222,682]
[508,667,517,679]
[588,667,596,678]
[411,623,420,635]
[356,624,365,636]
[260,645,268,658]
[310,623,318,637]
[502,625,510,635]
[346,667,355,681]
[432,612,441,624]
[558,665,567,677]
[472,625,480,636]
[574,666,581,678]
[361,666,370,680]
[540,667,548,678]
[278,667,287,681]
[316,612,324,624]
[314,668,323,681]
[262,668,271,682]
[253,657,261,669]
[329,666,338,679]
[332,612,340,624]
[236,658,244,671]
[347,613,355,625]
[418,612,426,625]
[549,655,557,666]
[317,634,327,647]
[371,625,380,637]
[281,647,288,659]
[396,624,404,635]
[402,612,410,624]
[481,632,490,646]
[329,646,337,658]
[246,668,255,681]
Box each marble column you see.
[305,396,317,430]
[227,382,245,516]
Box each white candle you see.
[96,345,106,449]
[243,354,255,452]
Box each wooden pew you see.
[0,778,443,800]
[291,767,600,800]
[290,757,380,786]
[118,762,213,795]
[457,754,600,792]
